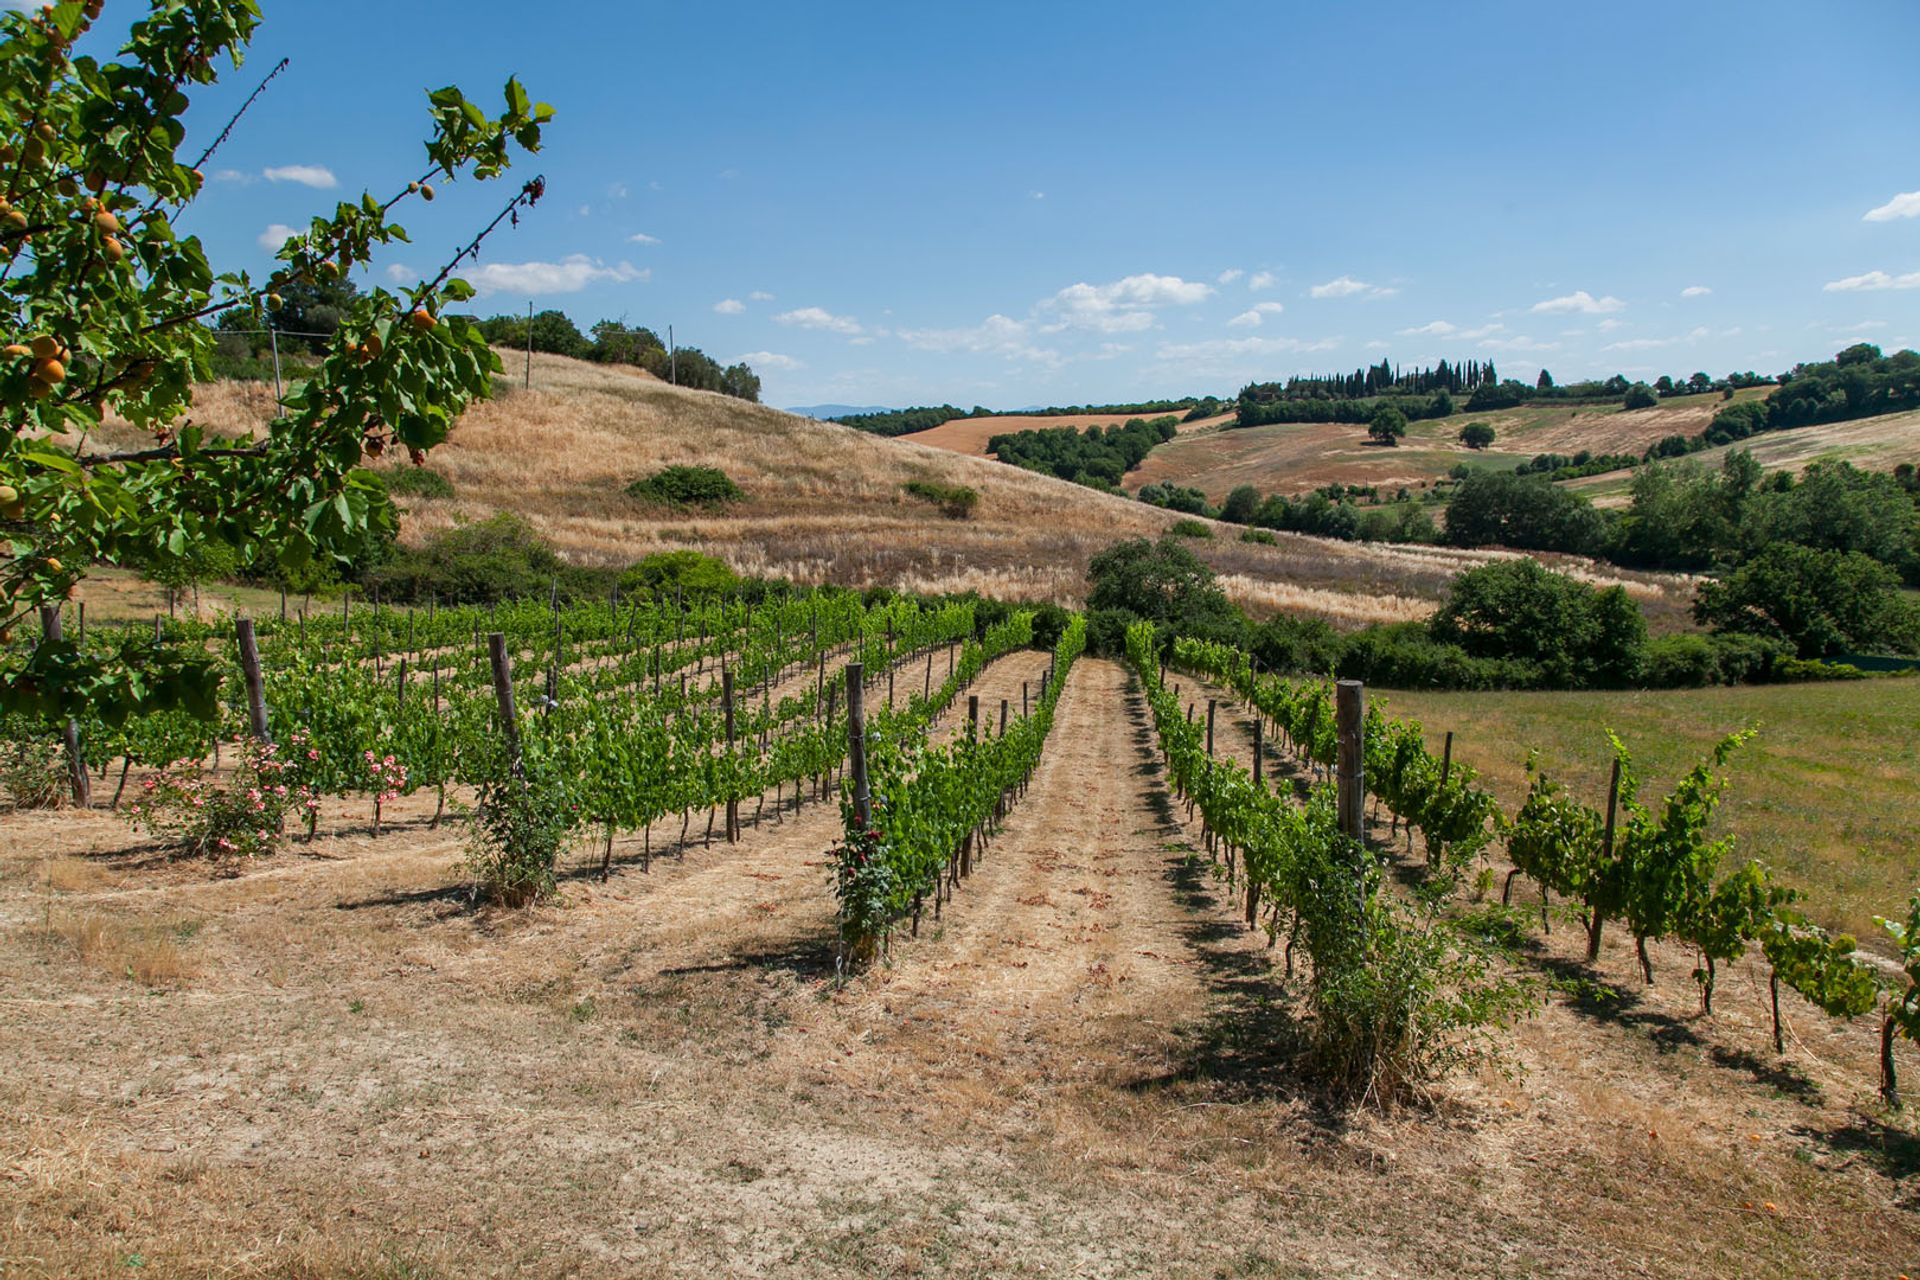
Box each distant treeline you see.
[1236,390,1457,428]
[472,311,761,403]
[1251,357,1499,403]
[989,416,1179,488]
[834,396,1222,437]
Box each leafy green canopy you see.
[0,0,551,721]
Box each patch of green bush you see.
[1239,528,1278,545]
[902,480,979,519]
[618,549,740,598]
[386,467,455,500]
[626,465,743,508]
[1168,518,1211,539]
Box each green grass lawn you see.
[1384,678,1920,948]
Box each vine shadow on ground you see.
[1114,673,1348,1130]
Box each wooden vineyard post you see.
[154,613,163,643]
[723,670,739,843]
[39,606,90,808]
[235,617,273,744]
[75,601,84,643]
[999,698,1008,736]
[487,632,524,783]
[1440,730,1454,787]
[887,663,895,710]
[1022,681,1029,718]
[1253,717,1264,788]
[948,640,955,681]
[968,695,979,735]
[1335,680,1365,840]
[960,695,980,877]
[924,648,932,701]
[1206,699,1216,757]
[846,665,870,827]
[1588,755,1623,962]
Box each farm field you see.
[1385,678,1920,947]
[1123,390,1790,504]
[898,410,1234,459]
[4,651,1917,1278]
[1565,407,1920,505]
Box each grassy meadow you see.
[1387,677,1920,947]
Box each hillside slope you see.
[135,353,1696,627]
[899,410,1234,458]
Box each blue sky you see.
[72,0,1920,407]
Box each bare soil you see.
[3,659,1915,1277]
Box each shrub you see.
[0,718,65,809]
[1168,518,1211,539]
[1641,633,1719,688]
[626,464,743,508]
[1694,543,1920,658]
[619,549,740,598]
[365,512,564,605]
[902,479,979,520]
[1239,528,1278,546]
[464,738,577,907]
[124,733,317,859]
[386,467,456,500]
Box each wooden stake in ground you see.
[846,663,870,830]
[39,606,90,808]
[1335,679,1364,840]
[487,633,524,783]
[235,617,273,744]
[723,669,739,843]
[1588,755,1623,963]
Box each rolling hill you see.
[898,410,1235,459]
[108,353,1695,629]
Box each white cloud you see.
[257,223,300,251]
[1864,191,1920,222]
[749,291,776,302]
[1155,335,1341,362]
[467,255,647,296]
[1227,302,1287,328]
[897,314,1057,365]
[1309,275,1396,300]
[1479,335,1560,352]
[1217,268,1244,285]
[1823,269,1920,292]
[1030,190,1046,200]
[1247,270,1277,291]
[213,168,252,185]
[1400,319,1456,336]
[738,351,802,371]
[1680,285,1712,298]
[384,263,418,284]
[774,306,863,335]
[713,298,745,315]
[628,232,661,245]
[1602,337,1674,352]
[1531,290,1624,314]
[1598,317,1625,332]
[263,164,336,189]
[1039,273,1213,333]
[607,182,630,200]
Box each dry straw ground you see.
[4,653,1916,1277]
[898,411,1235,459]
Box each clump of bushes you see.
[627,464,743,508]
[1240,528,1278,546]
[619,549,739,597]
[1168,518,1211,539]
[902,479,979,519]
[386,467,456,500]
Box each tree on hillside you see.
[1368,404,1409,446]
[1537,368,1555,391]
[1623,383,1660,410]
[1220,484,1261,524]
[1430,558,1646,686]
[1459,422,1496,450]
[1694,544,1920,658]
[0,1,552,720]
[1444,471,1608,556]
[1087,536,1239,640]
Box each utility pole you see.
[524,300,533,389]
[668,323,676,385]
